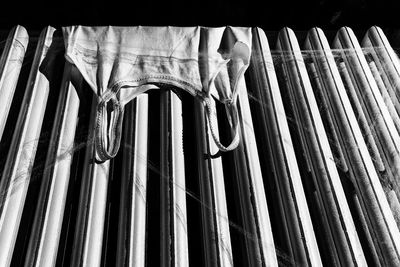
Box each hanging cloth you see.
[62,26,251,161]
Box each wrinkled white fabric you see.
[63,26,252,161]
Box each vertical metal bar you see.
[70,96,110,267]
[323,26,400,265]
[363,26,400,117]
[116,94,149,267]
[206,103,233,267]
[160,90,189,267]
[278,27,366,266]
[352,194,381,266]
[250,27,321,266]
[193,98,218,267]
[304,28,372,266]
[334,27,400,200]
[193,97,233,267]
[24,63,81,267]
[0,26,55,267]
[0,25,28,139]
[368,59,400,134]
[337,61,385,172]
[235,65,278,267]
[171,91,189,267]
[160,90,171,267]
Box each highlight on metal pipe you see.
[335,27,400,237]
[276,27,366,266]
[0,26,55,267]
[233,62,278,267]
[160,89,189,267]
[362,26,400,127]
[116,94,149,267]
[70,96,111,267]
[318,26,400,266]
[248,27,321,266]
[24,63,82,267]
[192,96,234,266]
[0,25,29,140]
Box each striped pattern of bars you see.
[0,25,400,266]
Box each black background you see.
[2,0,400,32]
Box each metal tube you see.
[337,61,385,172]
[250,27,321,266]
[171,90,189,267]
[368,59,400,134]
[160,90,189,267]
[116,94,149,267]
[193,97,233,267]
[336,27,400,196]
[363,26,400,111]
[236,66,278,267]
[24,63,81,267]
[70,96,110,267]
[0,25,28,139]
[328,26,400,265]
[0,26,55,267]
[278,27,367,266]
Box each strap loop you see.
[95,92,124,162]
[203,62,247,153]
[204,96,240,152]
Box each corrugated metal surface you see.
[0,25,400,266]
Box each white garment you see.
[63,26,252,161]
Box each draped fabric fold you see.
[62,26,252,161]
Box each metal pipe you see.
[278,26,367,266]
[327,26,400,265]
[116,94,149,267]
[160,90,189,267]
[70,95,110,267]
[235,65,278,267]
[0,26,55,267]
[250,27,321,266]
[24,63,81,267]
[336,27,400,197]
[0,25,28,139]
[363,26,400,113]
[368,59,400,134]
[193,97,233,267]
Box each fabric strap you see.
[204,97,240,152]
[94,56,247,161]
[94,89,241,162]
[95,91,124,161]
